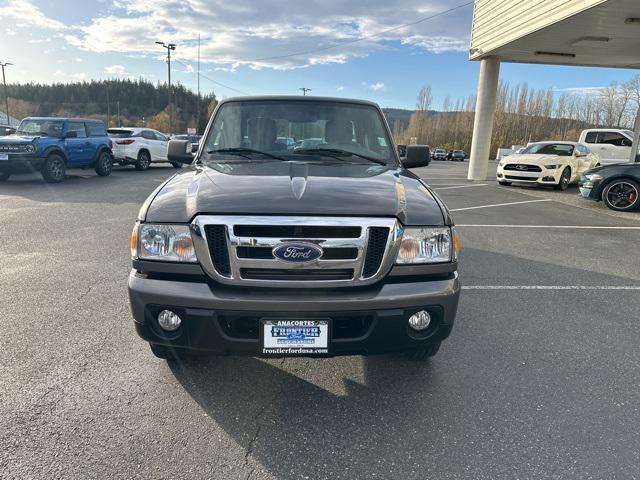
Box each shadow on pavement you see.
[0,165,177,205]
[170,355,445,479]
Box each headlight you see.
[585,173,603,181]
[134,223,197,263]
[498,162,505,168]
[396,227,459,264]
[25,144,36,153]
[544,164,558,170]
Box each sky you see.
[0,0,638,110]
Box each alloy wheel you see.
[606,182,639,210]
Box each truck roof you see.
[23,117,104,123]
[218,95,381,108]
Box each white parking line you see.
[463,286,640,291]
[434,184,488,191]
[450,199,552,212]
[457,225,640,230]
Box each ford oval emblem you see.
[273,243,323,263]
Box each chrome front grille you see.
[503,164,542,172]
[191,216,402,287]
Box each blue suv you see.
[0,117,113,183]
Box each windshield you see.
[16,119,64,137]
[521,143,574,156]
[108,129,133,138]
[203,101,395,165]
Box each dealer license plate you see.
[0,153,8,161]
[261,319,329,355]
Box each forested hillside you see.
[392,79,640,155]
[4,79,217,134]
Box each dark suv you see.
[0,117,113,183]
[128,96,460,362]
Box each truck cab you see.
[579,129,637,165]
[128,96,460,362]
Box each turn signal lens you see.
[130,223,139,259]
[452,227,460,261]
[399,240,420,259]
[173,236,196,260]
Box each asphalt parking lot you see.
[1,161,639,479]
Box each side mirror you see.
[64,131,78,139]
[575,150,585,157]
[168,140,195,165]
[403,145,430,168]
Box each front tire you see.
[135,150,151,171]
[498,181,512,186]
[602,179,640,211]
[556,167,571,191]
[402,342,441,361]
[94,151,113,176]
[170,162,182,169]
[41,154,66,183]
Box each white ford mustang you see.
[497,141,600,190]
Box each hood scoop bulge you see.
[289,162,310,200]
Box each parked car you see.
[0,125,16,137]
[276,137,296,150]
[432,149,447,161]
[579,128,637,165]
[295,137,326,150]
[449,150,465,162]
[496,141,599,190]
[108,128,177,170]
[579,163,640,211]
[129,96,460,362]
[173,134,202,154]
[0,117,113,183]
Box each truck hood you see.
[0,135,38,144]
[143,161,446,226]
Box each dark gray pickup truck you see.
[128,96,460,361]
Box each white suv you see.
[108,128,178,170]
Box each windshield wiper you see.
[206,148,287,162]
[294,148,387,166]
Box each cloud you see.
[556,86,605,96]
[104,65,127,75]
[0,0,67,31]
[64,0,472,70]
[53,70,87,81]
[362,82,385,92]
[336,86,345,92]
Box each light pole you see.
[0,62,13,126]
[156,41,177,134]
[299,87,312,96]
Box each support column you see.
[630,105,640,163]
[467,57,501,181]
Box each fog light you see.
[157,310,182,332]
[408,310,431,331]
